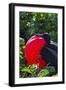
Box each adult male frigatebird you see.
[25,33,58,73]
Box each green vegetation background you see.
[20,12,57,43]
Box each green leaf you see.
[19,51,23,56]
[29,64,38,70]
[19,37,25,47]
[28,64,38,74]
[20,64,38,75]
[19,55,23,60]
[21,67,32,74]
[38,69,49,77]
[46,66,56,76]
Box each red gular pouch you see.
[25,35,47,68]
[36,55,46,69]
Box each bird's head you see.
[35,33,50,46]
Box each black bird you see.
[35,33,58,73]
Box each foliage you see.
[19,37,26,64]
[37,69,49,77]
[20,12,57,42]
[19,37,25,48]
[20,63,56,77]
[45,66,56,76]
[20,64,38,77]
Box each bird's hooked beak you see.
[35,33,50,46]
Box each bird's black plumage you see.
[37,33,58,73]
[41,44,58,73]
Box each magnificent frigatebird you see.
[25,33,58,73]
